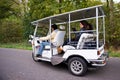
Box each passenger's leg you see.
[39,42,50,55]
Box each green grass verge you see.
[108,51,120,57]
[0,42,120,57]
[0,42,32,50]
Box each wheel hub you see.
[71,60,83,74]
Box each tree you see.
[0,0,13,19]
[0,0,24,43]
[105,0,114,46]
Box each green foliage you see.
[22,0,56,39]
[0,18,23,43]
[28,0,55,19]
[22,13,34,39]
[0,0,24,43]
[110,3,120,47]
[0,0,13,19]
[103,2,120,48]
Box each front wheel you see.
[68,57,87,76]
[32,52,40,62]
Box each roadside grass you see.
[0,42,32,50]
[0,42,120,57]
[108,50,120,57]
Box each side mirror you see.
[29,35,34,39]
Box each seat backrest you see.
[77,33,95,49]
[52,31,66,47]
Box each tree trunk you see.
[106,0,109,7]
[58,0,62,13]
[109,0,114,28]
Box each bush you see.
[0,19,23,43]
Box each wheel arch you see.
[65,55,89,65]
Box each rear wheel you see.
[68,57,87,76]
[32,52,40,62]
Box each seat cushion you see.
[63,45,75,52]
[45,45,50,49]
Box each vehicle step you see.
[51,54,64,65]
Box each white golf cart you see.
[29,5,108,76]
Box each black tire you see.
[32,52,40,62]
[68,57,87,76]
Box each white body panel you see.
[63,49,98,61]
[42,48,58,58]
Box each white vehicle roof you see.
[31,5,105,25]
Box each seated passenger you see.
[36,24,59,57]
[75,20,93,41]
[63,20,93,46]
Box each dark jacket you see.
[75,27,86,41]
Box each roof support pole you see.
[96,7,99,49]
[49,19,53,56]
[103,16,105,45]
[33,23,39,54]
[68,14,71,42]
[33,24,38,37]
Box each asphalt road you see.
[0,48,120,80]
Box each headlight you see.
[29,40,32,43]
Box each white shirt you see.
[40,29,59,42]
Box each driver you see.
[36,24,59,57]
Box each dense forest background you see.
[0,0,120,49]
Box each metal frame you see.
[68,14,71,42]
[96,7,99,49]
[31,5,105,25]
[49,19,52,56]
[33,24,38,54]
[32,5,105,52]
